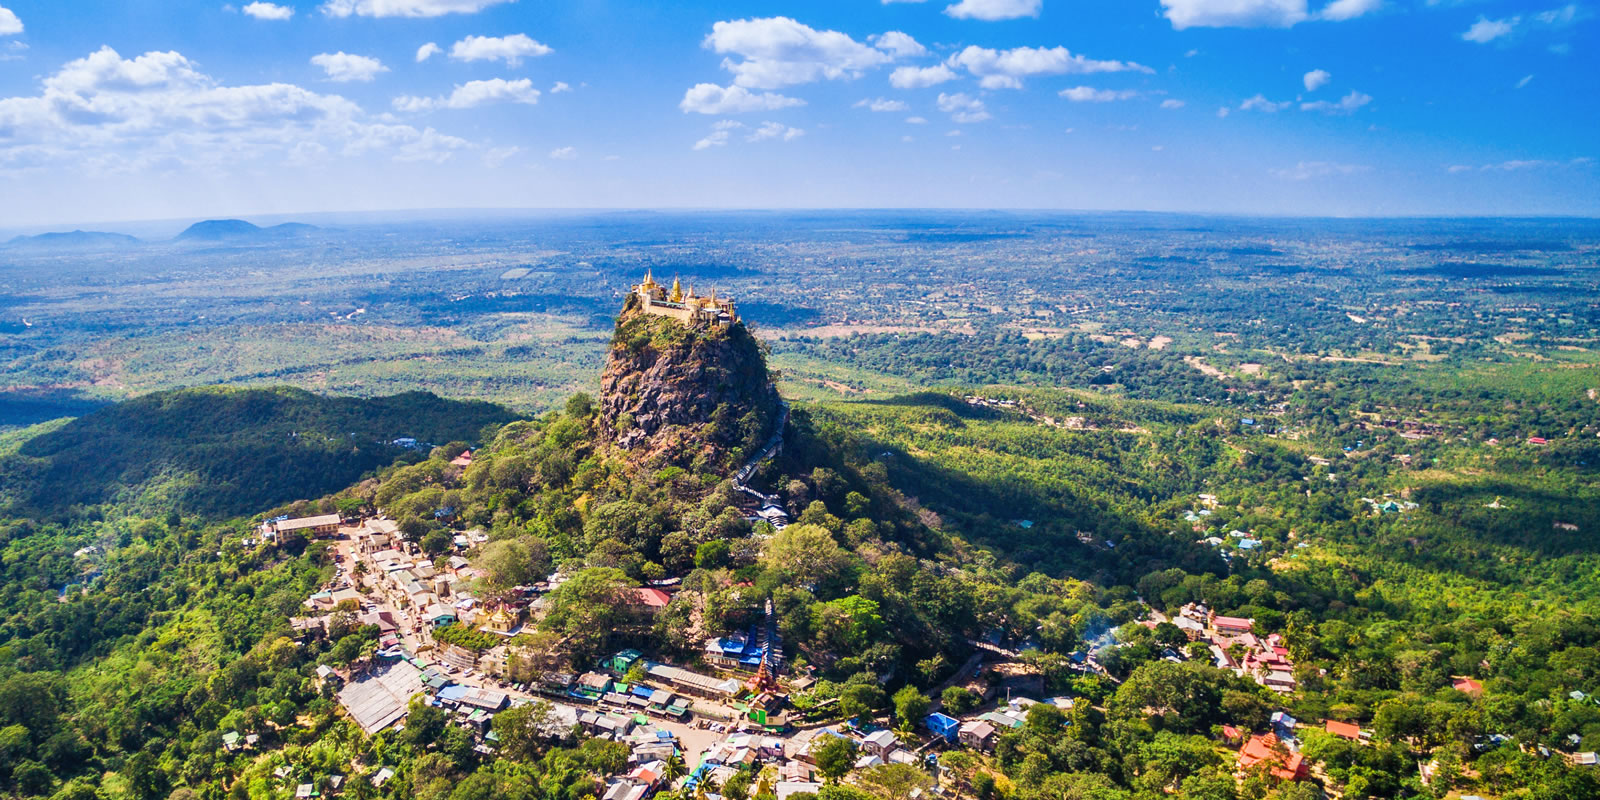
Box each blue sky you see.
[0,0,1594,225]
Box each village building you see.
[262,513,342,540]
[1238,734,1307,781]
[959,720,998,750]
[926,712,961,743]
[1211,614,1254,635]
[645,663,742,700]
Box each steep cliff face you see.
[598,294,780,470]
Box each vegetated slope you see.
[0,386,517,519]
[599,294,780,470]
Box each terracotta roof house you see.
[1238,734,1306,781]
[1452,677,1484,696]
[1325,720,1363,741]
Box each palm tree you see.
[663,750,688,784]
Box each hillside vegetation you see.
[0,386,517,519]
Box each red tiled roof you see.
[633,588,672,608]
[1214,615,1254,631]
[1452,677,1483,695]
[1325,720,1362,740]
[1239,734,1306,781]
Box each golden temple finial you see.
[670,276,683,302]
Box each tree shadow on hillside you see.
[4,387,518,520]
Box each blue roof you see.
[437,685,468,701]
[631,685,655,699]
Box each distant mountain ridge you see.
[176,218,322,241]
[6,230,142,248]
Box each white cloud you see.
[1059,86,1139,102]
[0,6,21,35]
[1448,157,1594,172]
[449,34,553,66]
[311,52,388,82]
[1461,5,1585,44]
[889,64,957,89]
[416,42,442,62]
[1217,107,1230,118]
[321,0,512,17]
[393,77,541,111]
[1272,161,1370,179]
[869,31,928,59]
[1160,98,1186,109]
[1318,0,1380,21]
[946,45,1152,89]
[693,119,742,150]
[1240,94,1292,112]
[1161,0,1308,29]
[748,120,804,142]
[1303,69,1331,91]
[549,146,576,160]
[905,115,928,123]
[0,46,470,171]
[1516,74,1533,88]
[703,17,903,89]
[679,83,806,114]
[483,145,519,167]
[551,81,571,93]
[944,0,1042,21]
[855,97,910,112]
[937,92,991,123]
[1535,3,1580,26]
[1300,89,1371,114]
[243,2,296,20]
[1462,15,1518,42]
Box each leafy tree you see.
[892,687,930,729]
[421,528,453,557]
[840,683,887,721]
[491,701,554,761]
[857,763,932,800]
[943,686,981,715]
[761,524,852,589]
[813,736,858,783]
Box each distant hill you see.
[0,386,519,519]
[6,230,141,249]
[175,219,322,242]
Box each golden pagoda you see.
[631,271,740,327]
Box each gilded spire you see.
[670,276,683,302]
